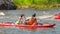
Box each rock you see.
[0,0,17,10]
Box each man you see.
[16,14,26,24]
[25,13,37,25]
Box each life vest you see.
[27,17,37,25]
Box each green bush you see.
[56,0,60,4]
[13,0,32,6]
[33,0,48,5]
[13,0,57,9]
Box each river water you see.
[0,8,60,34]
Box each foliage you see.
[56,0,60,4]
[13,0,58,9]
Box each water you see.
[0,8,60,34]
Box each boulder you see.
[0,0,17,10]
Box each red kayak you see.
[54,13,60,19]
[54,15,60,19]
[0,22,55,28]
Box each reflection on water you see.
[0,27,56,34]
[0,8,60,34]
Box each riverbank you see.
[16,4,60,10]
[13,0,58,10]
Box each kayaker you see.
[25,13,37,25]
[16,14,26,24]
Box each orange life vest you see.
[27,17,37,25]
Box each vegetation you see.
[57,0,60,4]
[13,0,58,10]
